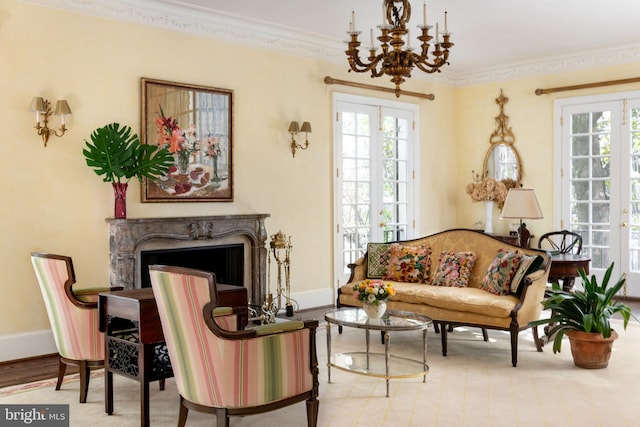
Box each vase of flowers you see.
[156,106,199,175]
[352,279,395,319]
[465,177,508,234]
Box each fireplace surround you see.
[106,214,269,305]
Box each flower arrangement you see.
[466,177,508,203]
[156,105,199,173]
[352,279,395,305]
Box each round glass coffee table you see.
[324,307,432,397]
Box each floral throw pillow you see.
[431,251,477,287]
[384,243,431,284]
[367,243,392,278]
[480,248,524,295]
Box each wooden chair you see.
[537,230,583,254]
[149,265,319,427]
[31,252,122,403]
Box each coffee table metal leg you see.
[326,322,332,384]
[384,331,390,397]
[423,329,427,382]
[365,328,370,370]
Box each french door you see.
[557,92,640,296]
[333,94,419,287]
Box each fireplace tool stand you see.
[250,231,297,324]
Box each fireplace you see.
[139,244,244,288]
[106,214,269,305]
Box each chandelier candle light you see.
[346,0,453,97]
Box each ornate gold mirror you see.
[482,90,522,187]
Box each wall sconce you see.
[30,97,72,147]
[288,121,311,157]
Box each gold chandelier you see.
[345,0,453,97]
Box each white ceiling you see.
[25,0,640,84]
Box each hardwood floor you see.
[1,301,638,389]
[0,353,71,389]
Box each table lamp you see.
[500,188,544,247]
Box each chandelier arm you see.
[347,52,385,74]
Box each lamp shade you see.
[54,100,72,116]
[30,97,46,113]
[500,188,544,220]
[288,121,299,133]
[300,121,312,133]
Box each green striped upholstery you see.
[150,269,314,408]
[31,255,104,361]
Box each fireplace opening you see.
[140,244,244,288]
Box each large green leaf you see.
[83,123,173,183]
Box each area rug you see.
[1,320,639,427]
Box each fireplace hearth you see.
[106,214,269,305]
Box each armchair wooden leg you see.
[78,360,89,403]
[306,397,319,427]
[216,408,229,427]
[159,378,165,390]
[55,357,66,391]
[178,397,189,427]
[482,328,489,341]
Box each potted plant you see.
[83,122,174,218]
[530,262,635,368]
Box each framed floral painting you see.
[140,78,233,202]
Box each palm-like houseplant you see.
[530,262,634,368]
[83,122,174,218]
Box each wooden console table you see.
[98,285,248,427]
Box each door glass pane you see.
[629,108,640,274]
[569,111,612,270]
[340,111,373,273]
[335,99,416,284]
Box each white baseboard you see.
[0,329,57,362]
[288,287,335,311]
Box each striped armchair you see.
[149,265,319,427]
[31,252,122,403]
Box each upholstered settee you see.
[337,229,552,367]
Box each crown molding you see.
[449,42,640,86]
[20,0,640,87]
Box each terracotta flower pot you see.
[566,330,618,369]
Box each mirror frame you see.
[482,90,522,187]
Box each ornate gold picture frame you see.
[141,78,233,202]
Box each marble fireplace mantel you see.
[106,214,269,305]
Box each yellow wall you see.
[3,1,639,355]
[0,1,456,344]
[456,64,640,239]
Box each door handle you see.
[379,222,386,228]
[622,221,629,227]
